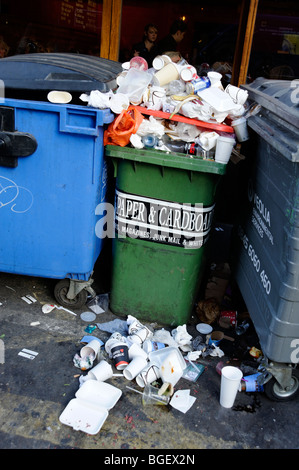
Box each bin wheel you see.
[54,279,88,309]
[264,375,299,402]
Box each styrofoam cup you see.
[220,366,243,408]
[180,65,197,82]
[136,362,161,388]
[123,356,148,380]
[215,135,235,164]
[152,55,171,70]
[80,339,102,359]
[231,117,249,142]
[88,360,113,381]
[153,63,180,86]
[224,84,248,105]
[129,327,151,345]
[208,71,223,88]
[128,342,148,360]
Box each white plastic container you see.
[148,346,186,386]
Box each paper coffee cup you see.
[215,135,235,164]
[220,366,243,408]
[88,360,113,381]
[111,342,129,370]
[153,63,180,87]
[105,332,126,356]
[123,356,148,380]
[231,117,249,142]
[136,362,161,388]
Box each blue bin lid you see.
[0,53,123,93]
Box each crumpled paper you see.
[171,324,193,351]
[80,90,113,108]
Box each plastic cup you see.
[224,84,248,105]
[215,135,235,164]
[80,339,102,360]
[87,360,113,381]
[110,342,129,370]
[231,117,249,142]
[136,362,161,388]
[220,366,243,408]
[142,384,170,405]
[129,56,148,71]
[123,356,148,380]
[153,63,180,86]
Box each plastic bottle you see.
[142,134,158,148]
[162,136,208,157]
[235,320,250,335]
[167,79,186,95]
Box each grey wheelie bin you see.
[233,78,299,401]
[0,53,122,308]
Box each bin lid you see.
[242,78,299,162]
[241,77,299,129]
[105,145,226,175]
[0,53,123,93]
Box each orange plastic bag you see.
[104,105,144,147]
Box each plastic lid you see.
[80,311,96,322]
[196,323,213,334]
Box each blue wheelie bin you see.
[0,53,122,308]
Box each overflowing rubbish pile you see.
[80,53,259,164]
[58,298,270,435]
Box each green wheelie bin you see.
[105,145,226,326]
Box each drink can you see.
[186,76,210,94]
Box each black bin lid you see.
[0,53,123,93]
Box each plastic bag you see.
[104,105,144,147]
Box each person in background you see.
[132,23,159,67]
[157,19,187,55]
[0,37,9,58]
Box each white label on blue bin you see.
[115,189,215,249]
